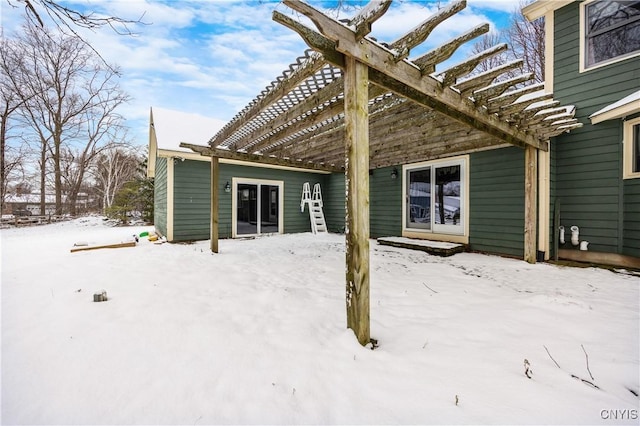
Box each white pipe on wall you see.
[571,225,579,246]
[559,226,565,245]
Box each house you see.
[3,193,57,216]
[523,0,640,267]
[149,1,638,269]
[148,107,334,242]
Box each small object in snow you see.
[133,235,139,243]
[75,289,82,293]
[73,241,89,247]
[139,231,149,237]
[455,395,459,406]
[524,359,533,378]
[93,291,107,302]
[70,241,136,253]
[369,338,379,350]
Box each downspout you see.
[537,7,555,261]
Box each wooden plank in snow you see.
[70,241,136,253]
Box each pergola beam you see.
[209,50,327,148]
[180,142,342,172]
[388,0,466,61]
[349,0,392,40]
[414,23,490,75]
[454,59,524,96]
[435,43,508,86]
[274,5,548,151]
[236,78,345,153]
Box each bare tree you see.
[469,1,544,85]
[507,1,545,83]
[469,31,509,75]
[5,0,147,67]
[0,35,33,215]
[11,19,130,215]
[92,145,141,212]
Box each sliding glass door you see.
[234,179,283,237]
[404,158,465,235]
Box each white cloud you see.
[1,0,517,149]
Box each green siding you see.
[167,162,335,241]
[552,2,640,256]
[320,166,402,237]
[153,157,168,237]
[469,147,525,257]
[370,166,402,238]
[624,178,640,257]
[323,172,346,233]
[173,160,210,241]
[219,164,329,236]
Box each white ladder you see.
[301,182,327,234]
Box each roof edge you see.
[522,0,573,21]
[589,90,640,124]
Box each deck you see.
[377,236,467,257]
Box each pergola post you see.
[344,56,370,346]
[210,156,219,253]
[524,145,537,263]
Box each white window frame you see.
[623,116,640,179]
[402,155,469,244]
[231,177,284,238]
[580,0,640,73]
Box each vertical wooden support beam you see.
[344,56,370,346]
[524,145,537,263]
[210,157,219,253]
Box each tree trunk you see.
[0,107,7,216]
[39,145,46,216]
[54,135,62,215]
[438,183,445,224]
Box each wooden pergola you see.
[182,0,581,345]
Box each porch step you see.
[377,236,466,257]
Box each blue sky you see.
[1,0,522,148]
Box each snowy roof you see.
[151,107,226,152]
[5,193,59,203]
[589,90,640,124]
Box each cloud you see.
[1,0,518,149]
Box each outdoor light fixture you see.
[390,168,398,179]
[224,181,231,193]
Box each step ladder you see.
[301,182,327,234]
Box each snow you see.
[589,90,640,123]
[152,107,226,152]
[2,217,639,425]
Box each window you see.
[403,157,467,236]
[623,117,640,179]
[583,0,640,69]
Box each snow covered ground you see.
[1,217,639,425]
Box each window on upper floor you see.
[582,0,640,70]
[623,117,640,179]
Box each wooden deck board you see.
[377,236,466,257]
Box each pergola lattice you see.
[182,0,582,345]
